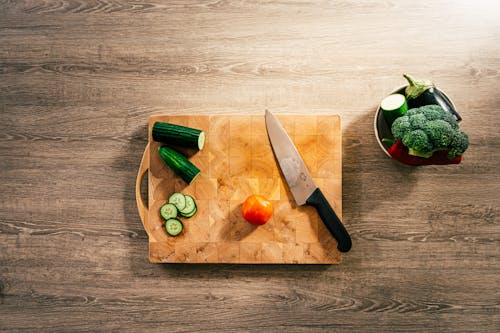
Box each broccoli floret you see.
[402,129,432,156]
[409,113,428,130]
[426,119,455,147]
[392,116,410,140]
[448,130,469,159]
[391,105,469,159]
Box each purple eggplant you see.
[403,74,462,122]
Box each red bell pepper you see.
[387,140,462,166]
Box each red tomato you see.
[241,195,273,225]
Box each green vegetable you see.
[165,218,183,237]
[160,193,197,236]
[179,195,197,218]
[391,105,469,159]
[152,122,205,150]
[403,74,434,99]
[380,93,408,125]
[158,146,200,184]
[180,208,197,218]
[160,203,178,220]
[166,193,197,219]
[168,192,187,211]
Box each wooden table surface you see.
[1,1,499,332]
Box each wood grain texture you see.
[145,115,342,264]
[1,0,499,332]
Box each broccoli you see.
[391,105,469,159]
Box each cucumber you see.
[180,206,197,218]
[165,218,183,237]
[152,122,205,150]
[168,192,186,211]
[179,195,197,218]
[381,93,408,126]
[158,146,200,184]
[160,203,178,220]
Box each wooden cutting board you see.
[136,114,343,264]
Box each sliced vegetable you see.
[179,195,197,218]
[160,203,178,220]
[168,192,186,211]
[152,122,205,150]
[380,93,408,126]
[403,74,462,122]
[241,195,273,226]
[180,207,197,218]
[160,193,198,236]
[165,218,183,237]
[158,146,200,184]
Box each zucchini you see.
[158,146,200,184]
[165,218,183,237]
[179,195,197,218]
[168,192,186,211]
[152,122,205,150]
[381,93,408,126]
[160,203,178,220]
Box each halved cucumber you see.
[152,122,205,150]
[158,146,200,185]
[168,192,186,211]
[160,203,178,220]
[165,218,183,237]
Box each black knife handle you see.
[306,188,352,252]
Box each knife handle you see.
[306,188,352,252]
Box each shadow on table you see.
[118,124,152,274]
[342,110,419,207]
[341,109,419,260]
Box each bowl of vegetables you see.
[374,74,469,166]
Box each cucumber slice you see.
[152,122,205,150]
[179,195,196,214]
[180,206,197,218]
[158,146,200,184]
[168,192,186,211]
[160,203,178,220]
[165,218,183,237]
[381,93,408,126]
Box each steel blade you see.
[265,110,317,205]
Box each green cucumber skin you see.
[153,122,204,150]
[158,146,200,184]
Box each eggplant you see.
[403,74,462,122]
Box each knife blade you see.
[265,110,352,252]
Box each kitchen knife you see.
[265,110,352,252]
